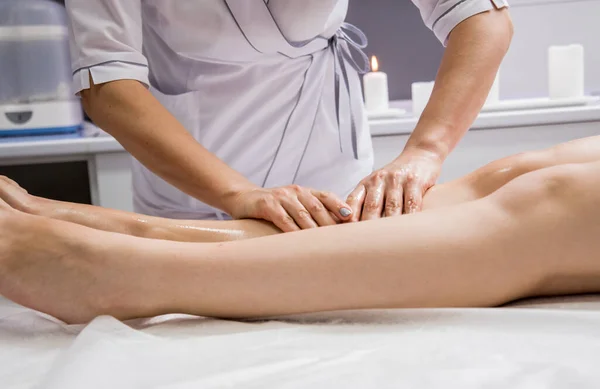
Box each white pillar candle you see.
[548,44,585,100]
[363,56,389,112]
[485,71,500,106]
[411,81,435,116]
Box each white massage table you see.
[2,295,600,388]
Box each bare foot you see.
[0,176,40,214]
[0,207,169,324]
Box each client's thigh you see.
[485,160,600,287]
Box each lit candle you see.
[363,56,389,112]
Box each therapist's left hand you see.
[347,148,442,221]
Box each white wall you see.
[501,0,600,99]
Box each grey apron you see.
[133,0,373,219]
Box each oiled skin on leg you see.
[1,161,600,324]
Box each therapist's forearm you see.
[405,9,513,160]
[80,80,256,212]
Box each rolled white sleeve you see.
[65,0,149,94]
[412,0,509,45]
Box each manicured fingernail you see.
[340,208,352,217]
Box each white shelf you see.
[369,100,600,136]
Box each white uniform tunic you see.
[66,0,507,219]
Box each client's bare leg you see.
[3,136,600,243]
[1,161,600,323]
[0,176,281,242]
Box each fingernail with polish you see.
[340,208,352,217]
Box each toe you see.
[0,197,13,213]
[0,176,27,193]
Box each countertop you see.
[0,122,122,159]
[370,99,600,136]
[1,100,600,159]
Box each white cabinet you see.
[90,152,134,212]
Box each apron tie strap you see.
[332,22,370,160]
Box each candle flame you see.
[371,56,379,72]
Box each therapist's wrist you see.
[218,182,261,216]
[403,134,448,164]
[407,114,468,161]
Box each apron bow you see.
[332,22,370,160]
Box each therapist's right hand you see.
[225,186,354,232]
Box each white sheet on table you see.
[2,295,600,389]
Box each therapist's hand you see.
[226,185,354,232]
[347,148,442,220]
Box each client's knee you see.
[539,162,598,198]
[492,162,594,215]
[490,151,548,183]
[466,151,548,200]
